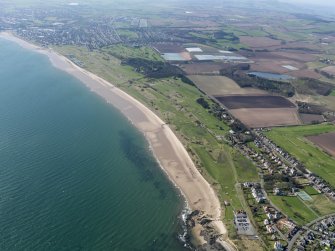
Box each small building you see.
[274,187,281,195]
[274,241,283,250]
[266,225,274,233]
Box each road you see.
[287,213,335,250]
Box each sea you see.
[0,38,188,251]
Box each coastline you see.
[0,32,234,250]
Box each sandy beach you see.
[0,32,234,250]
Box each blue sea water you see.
[0,38,187,251]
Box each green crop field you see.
[266,124,335,187]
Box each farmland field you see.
[230,108,301,128]
[249,60,300,74]
[245,50,320,79]
[180,62,229,75]
[321,66,335,77]
[299,113,324,124]
[266,124,335,187]
[307,132,335,157]
[152,43,185,53]
[271,51,318,63]
[215,95,296,109]
[240,36,282,48]
[189,75,267,96]
[289,69,322,79]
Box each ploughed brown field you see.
[270,51,318,62]
[153,43,185,53]
[180,62,230,75]
[299,113,325,124]
[289,69,321,79]
[189,75,267,96]
[215,95,296,109]
[230,108,301,128]
[240,36,282,48]
[269,41,322,53]
[307,132,335,157]
[240,50,322,80]
[215,95,301,128]
[321,66,335,77]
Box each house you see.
[266,225,274,233]
[264,219,270,225]
[251,187,266,203]
[274,187,281,196]
[289,168,296,176]
[263,205,270,212]
[274,241,283,250]
[274,211,281,220]
[279,219,296,230]
[292,187,299,193]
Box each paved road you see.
[287,213,335,250]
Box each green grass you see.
[241,29,269,37]
[53,45,141,84]
[330,90,335,96]
[269,196,318,225]
[117,29,139,40]
[303,186,320,196]
[266,124,335,187]
[192,146,241,231]
[189,31,213,40]
[101,44,163,61]
[233,153,260,183]
[306,194,335,216]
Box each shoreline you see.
[0,32,234,250]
